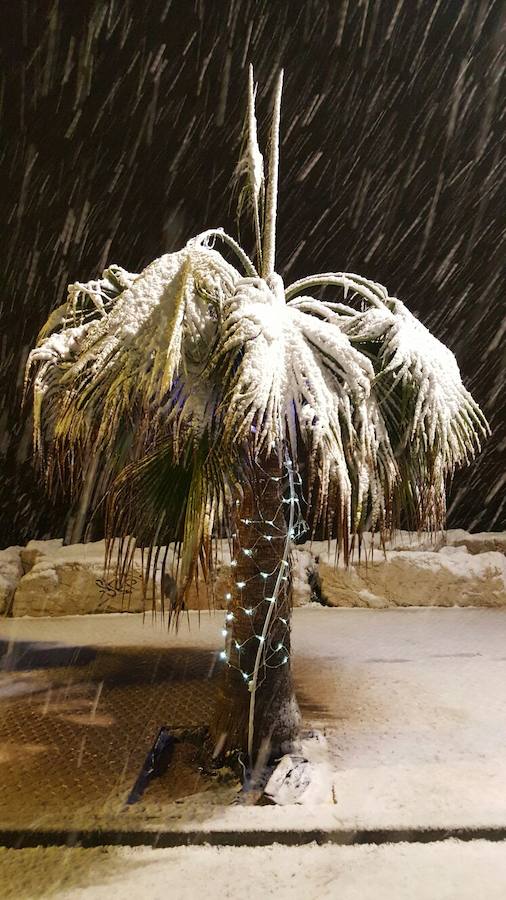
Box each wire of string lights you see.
[219,453,308,759]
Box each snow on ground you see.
[2,608,506,898]
[1,840,506,900]
[1,608,506,832]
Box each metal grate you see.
[0,645,219,829]
[0,632,332,832]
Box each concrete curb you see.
[2,825,506,849]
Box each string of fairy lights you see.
[219,455,307,754]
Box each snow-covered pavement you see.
[1,607,506,832]
[1,608,506,897]
[2,840,506,900]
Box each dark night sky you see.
[1,0,505,547]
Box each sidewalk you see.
[1,607,505,836]
[2,840,506,900]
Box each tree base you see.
[127,724,260,809]
[208,673,302,765]
[126,718,329,808]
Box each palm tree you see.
[26,68,488,766]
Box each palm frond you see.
[189,229,258,277]
[26,244,241,542]
[234,64,265,268]
[207,275,398,556]
[341,296,489,463]
[285,274,489,535]
[262,69,283,278]
[105,432,241,624]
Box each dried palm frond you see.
[234,64,265,268]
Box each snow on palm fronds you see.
[26,243,239,462]
[340,295,488,463]
[285,278,489,533]
[26,237,488,603]
[210,263,488,542]
[26,67,489,611]
[210,273,395,541]
[25,234,254,614]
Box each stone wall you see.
[308,531,506,609]
[0,530,505,617]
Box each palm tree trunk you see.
[210,454,300,762]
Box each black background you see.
[1,0,504,547]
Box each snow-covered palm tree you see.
[26,68,488,764]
